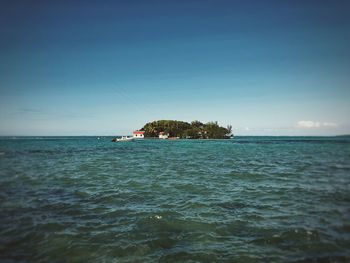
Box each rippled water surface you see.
[1,136,350,262]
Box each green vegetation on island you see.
[140,120,233,139]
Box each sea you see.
[0,136,349,262]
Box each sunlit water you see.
[1,137,350,262]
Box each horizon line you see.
[0,134,349,137]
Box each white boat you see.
[117,136,134,142]
[112,136,134,142]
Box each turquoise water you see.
[0,136,350,262]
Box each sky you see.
[1,0,349,136]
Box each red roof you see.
[133,131,145,134]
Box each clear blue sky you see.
[1,0,349,135]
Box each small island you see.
[138,120,233,139]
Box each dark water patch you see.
[216,201,247,211]
[337,225,350,233]
[291,255,350,263]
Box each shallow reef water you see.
[0,136,350,262]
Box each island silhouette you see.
[139,120,233,139]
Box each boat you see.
[111,136,134,142]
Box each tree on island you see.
[140,120,233,139]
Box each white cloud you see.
[297,121,321,128]
[297,120,338,129]
[323,122,338,127]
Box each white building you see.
[133,131,145,139]
[159,132,169,139]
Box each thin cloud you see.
[323,122,338,127]
[17,108,45,114]
[14,108,93,119]
[297,121,338,129]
